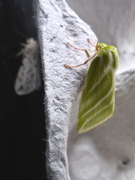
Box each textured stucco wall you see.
[37,0,135,180]
[37,0,97,179]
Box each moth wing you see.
[78,47,118,133]
[14,39,41,95]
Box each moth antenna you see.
[87,38,98,48]
[13,27,27,39]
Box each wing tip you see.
[78,111,115,134]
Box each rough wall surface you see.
[37,0,97,180]
[37,0,135,180]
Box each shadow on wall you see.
[0,0,47,179]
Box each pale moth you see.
[64,39,119,134]
[14,38,41,95]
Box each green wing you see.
[78,45,119,134]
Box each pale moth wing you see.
[14,38,41,95]
[64,41,119,134]
[78,44,119,133]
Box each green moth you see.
[64,39,119,134]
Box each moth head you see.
[96,43,107,51]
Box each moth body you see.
[64,40,119,133]
[14,38,41,95]
[78,43,119,133]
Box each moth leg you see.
[87,38,98,46]
[67,42,90,58]
[64,52,97,69]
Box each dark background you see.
[0,0,46,179]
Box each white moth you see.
[14,38,41,95]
